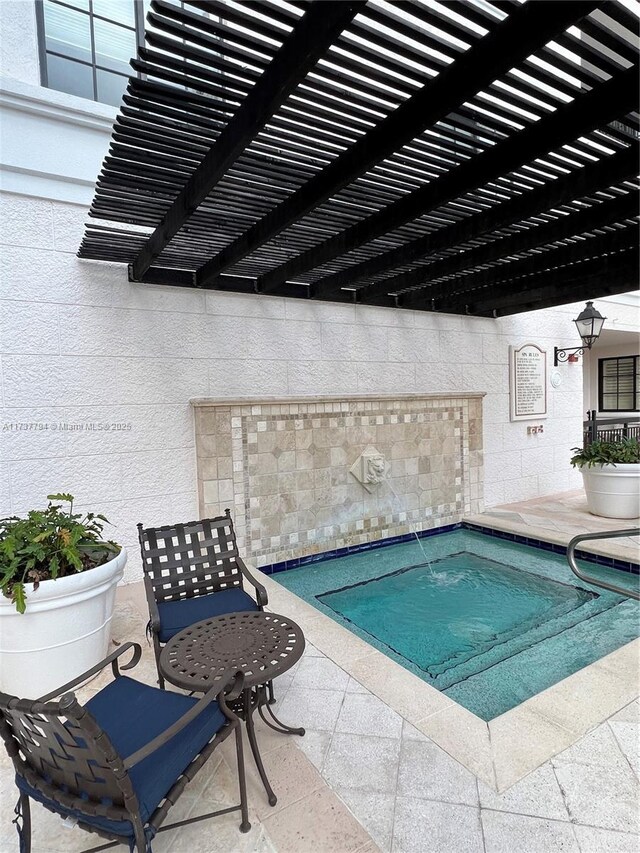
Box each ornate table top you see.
[159,610,305,693]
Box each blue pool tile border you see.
[260,520,639,576]
[263,523,462,575]
[462,521,639,575]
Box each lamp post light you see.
[554,301,606,366]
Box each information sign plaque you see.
[509,343,548,421]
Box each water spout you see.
[386,479,432,569]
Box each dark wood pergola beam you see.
[308,64,639,302]
[195,0,599,290]
[310,142,640,301]
[123,188,639,303]
[493,269,640,317]
[425,231,639,314]
[448,249,639,317]
[394,188,640,306]
[128,0,365,282]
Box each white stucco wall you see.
[0,188,588,582]
[0,0,606,583]
[0,0,40,87]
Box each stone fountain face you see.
[349,445,390,493]
[193,394,484,569]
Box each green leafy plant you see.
[0,494,120,613]
[570,437,640,469]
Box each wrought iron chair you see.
[0,643,250,853]
[137,510,268,689]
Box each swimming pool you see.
[274,528,640,720]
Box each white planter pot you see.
[0,548,126,698]
[581,464,640,519]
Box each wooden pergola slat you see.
[129,0,365,281]
[288,63,639,300]
[78,0,640,318]
[195,0,599,289]
[425,227,639,313]
[300,143,639,302]
[396,188,640,307]
[445,247,639,316]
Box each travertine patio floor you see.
[2,563,637,853]
[1,491,638,852]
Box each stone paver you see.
[280,639,639,853]
[481,811,580,853]
[553,759,639,833]
[476,764,569,822]
[335,692,403,739]
[397,738,478,807]
[392,798,484,853]
[323,732,401,795]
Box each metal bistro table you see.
[159,610,305,806]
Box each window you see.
[598,356,640,413]
[36,0,146,106]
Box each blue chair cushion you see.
[16,676,227,838]
[157,587,259,643]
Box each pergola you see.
[79,0,640,317]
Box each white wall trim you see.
[0,77,117,131]
[600,293,640,308]
[0,78,114,205]
[0,165,95,205]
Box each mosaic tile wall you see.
[193,395,484,568]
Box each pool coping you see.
[253,564,639,794]
[464,512,639,569]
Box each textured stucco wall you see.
[0,191,588,582]
[0,0,40,86]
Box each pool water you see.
[275,530,639,719]
[319,553,596,681]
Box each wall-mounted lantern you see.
[553,301,606,366]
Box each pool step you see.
[431,591,620,691]
[442,593,638,720]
